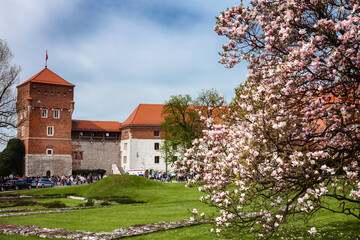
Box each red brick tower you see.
[16,68,75,177]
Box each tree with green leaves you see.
[161,94,201,150]
[0,138,25,176]
[160,89,225,170]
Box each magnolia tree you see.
[176,0,360,238]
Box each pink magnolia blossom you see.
[178,0,360,238]
[308,227,317,235]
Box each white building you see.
[120,104,167,172]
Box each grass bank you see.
[0,175,358,239]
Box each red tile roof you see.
[121,104,164,127]
[17,68,75,88]
[72,120,121,132]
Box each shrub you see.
[85,199,95,206]
[14,199,37,207]
[72,169,106,177]
[42,201,66,208]
[106,196,143,204]
[100,201,111,206]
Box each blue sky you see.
[0,0,247,122]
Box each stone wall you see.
[72,140,121,175]
[25,154,72,177]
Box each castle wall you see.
[120,127,167,172]
[128,138,166,172]
[72,140,121,175]
[25,154,72,177]
[120,139,130,171]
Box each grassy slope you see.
[2,175,204,204]
[0,175,359,239]
[0,176,215,232]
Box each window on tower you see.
[155,156,160,164]
[53,109,60,119]
[46,149,53,155]
[21,126,25,137]
[47,126,54,136]
[42,109,48,118]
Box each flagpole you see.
[45,50,48,68]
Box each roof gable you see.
[17,68,75,88]
[121,104,164,128]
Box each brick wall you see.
[126,127,163,139]
[17,81,74,176]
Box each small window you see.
[53,109,60,119]
[80,132,84,136]
[20,112,23,120]
[154,143,160,150]
[154,131,160,137]
[46,149,53,155]
[124,143,128,151]
[42,109,48,118]
[21,126,25,137]
[73,151,83,160]
[47,126,54,136]
[124,131,128,138]
[155,156,160,164]
[172,143,178,150]
[123,156,127,164]
[105,132,110,137]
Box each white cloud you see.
[1,0,247,124]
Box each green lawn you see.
[0,175,358,240]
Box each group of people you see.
[0,173,105,187]
[52,174,104,186]
[145,171,187,182]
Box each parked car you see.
[37,178,55,188]
[28,179,38,188]
[4,180,32,190]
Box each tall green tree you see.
[161,89,224,169]
[161,94,201,151]
[0,138,25,176]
